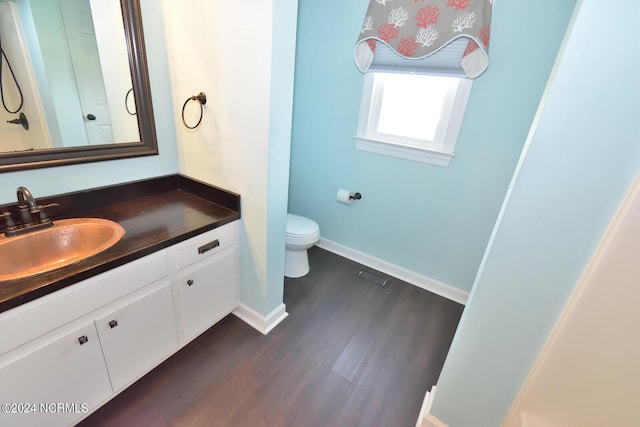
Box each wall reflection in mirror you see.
[0,0,140,154]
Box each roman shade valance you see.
[354,0,493,78]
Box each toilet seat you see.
[286,214,319,239]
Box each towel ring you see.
[181,92,207,130]
[125,88,136,115]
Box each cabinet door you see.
[178,250,237,342]
[0,319,112,427]
[95,281,178,392]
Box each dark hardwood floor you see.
[79,247,464,427]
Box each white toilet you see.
[285,213,320,278]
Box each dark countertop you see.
[0,175,240,313]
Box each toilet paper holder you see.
[336,188,362,205]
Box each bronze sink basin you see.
[0,218,125,281]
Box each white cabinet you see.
[94,280,178,392]
[0,319,112,427]
[178,250,237,341]
[0,251,170,357]
[0,220,239,426]
[173,223,239,343]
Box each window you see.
[355,72,472,167]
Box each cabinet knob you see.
[78,335,89,345]
[187,279,194,286]
[108,320,118,329]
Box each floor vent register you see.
[355,268,389,288]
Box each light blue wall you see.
[265,0,299,313]
[289,0,576,292]
[0,0,178,204]
[430,0,640,425]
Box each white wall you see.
[161,0,298,316]
[27,0,88,147]
[90,0,138,142]
[0,1,50,152]
[429,0,640,425]
[503,169,640,426]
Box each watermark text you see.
[1,402,88,414]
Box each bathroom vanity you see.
[0,175,240,426]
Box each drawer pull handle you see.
[187,279,194,286]
[78,335,89,345]
[198,239,220,254]
[109,320,118,329]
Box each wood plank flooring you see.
[79,247,464,427]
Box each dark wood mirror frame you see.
[0,0,158,173]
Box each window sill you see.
[355,136,455,167]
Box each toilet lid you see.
[287,214,319,237]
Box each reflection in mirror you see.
[1,0,139,151]
[0,0,157,171]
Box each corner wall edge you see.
[233,302,288,335]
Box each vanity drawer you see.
[174,222,237,270]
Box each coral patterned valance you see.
[354,0,493,79]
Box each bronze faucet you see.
[1,187,58,237]
[17,186,38,227]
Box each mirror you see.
[0,0,157,172]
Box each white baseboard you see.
[420,414,449,427]
[233,302,289,335]
[417,386,436,426]
[416,386,449,427]
[317,239,468,305]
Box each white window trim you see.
[355,73,473,167]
